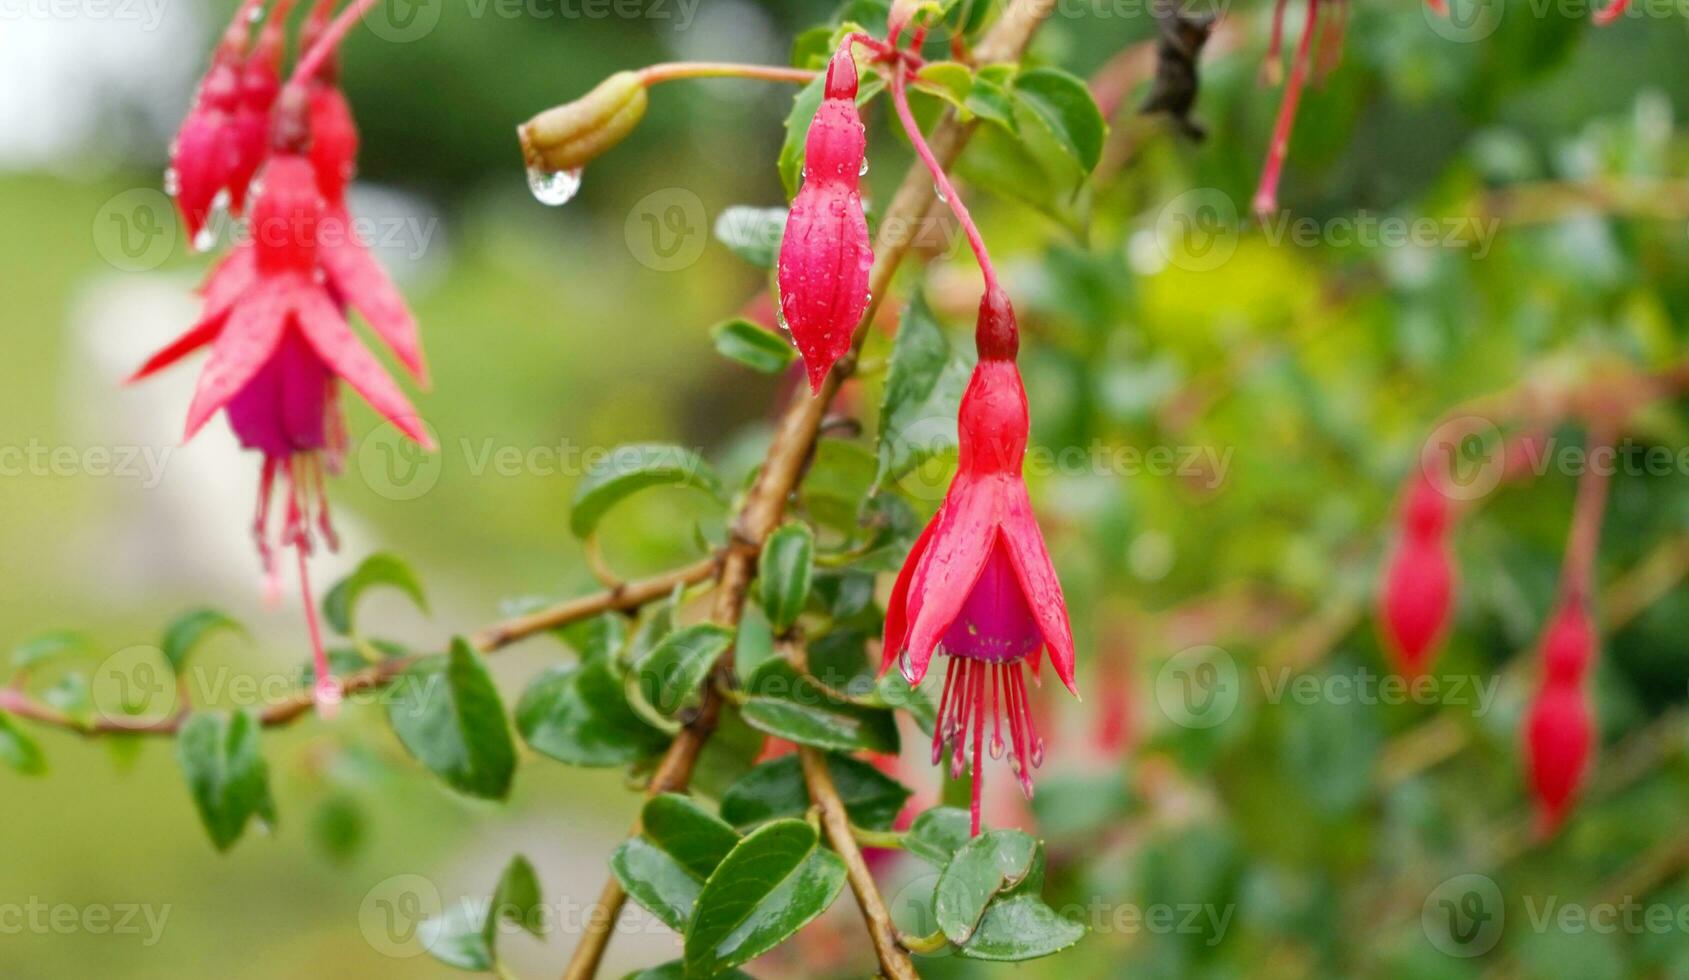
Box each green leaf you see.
[740,696,899,753]
[43,674,92,727]
[322,553,429,637]
[956,112,1088,232]
[570,443,724,539]
[720,753,911,830]
[160,608,245,673]
[175,709,276,851]
[311,794,366,865]
[757,522,815,631]
[683,820,848,975]
[419,899,494,971]
[562,613,627,664]
[778,77,825,200]
[712,206,786,268]
[874,294,973,488]
[913,60,974,109]
[613,794,742,931]
[710,318,796,375]
[732,605,778,685]
[965,73,1019,133]
[959,895,1086,961]
[517,661,671,767]
[422,854,547,971]
[905,806,972,866]
[387,638,516,800]
[934,829,1040,943]
[0,712,46,775]
[12,630,90,670]
[635,623,733,717]
[489,855,548,940]
[1011,68,1106,172]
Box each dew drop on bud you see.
[163,167,180,197]
[527,164,583,206]
[192,225,218,253]
[859,157,870,177]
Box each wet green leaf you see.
[517,660,671,767]
[719,753,911,830]
[757,522,814,631]
[176,709,276,851]
[683,820,847,975]
[387,639,515,800]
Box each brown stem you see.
[800,745,920,979]
[0,556,723,737]
[559,4,1055,977]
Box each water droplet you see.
[934,182,948,203]
[858,157,870,177]
[163,167,180,197]
[192,225,217,252]
[1031,737,1045,768]
[989,734,1004,759]
[526,164,583,207]
[247,6,262,21]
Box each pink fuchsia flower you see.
[1378,473,1455,676]
[879,287,1078,835]
[169,55,244,248]
[131,149,432,711]
[1524,596,1596,835]
[777,46,873,393]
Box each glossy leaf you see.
[570,443,724,539]
[635,623,733,716]
[934,829,1040,943]
[386,638,516,800]
[719,753,911,830]
[683,820,847,975]
[875,294,972,488]
[713,206,786,268]
[11,630,90,670]
[710,318,796,374]
[422,854,547,971]
[517,660,671,767]
[740,696,898,754]
[757,522,815,631]
[0,712,45,775]
[905,806,972,866]
[959,895,1086,961]
[160,608,245,673]
[322,553,428,637]
[613,794,741,931]
[175,709,276,851]
[1011,68,1106,173]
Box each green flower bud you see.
[517,71,648,174]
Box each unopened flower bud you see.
[518,71,648,175]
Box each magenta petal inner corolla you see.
[227,327,331,457]
[940,536,1044,663]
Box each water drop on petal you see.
[527,164,583,206]
[192,225,217,252]
[859,157,870,177]
[163,167,180,197]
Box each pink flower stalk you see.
[776,46,873,393]
[135,83,432,711]
[880,288,1078,836]
[1253,0,1325,216]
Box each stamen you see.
[970,660,985,836]
[253,456,278,578]
[1013,664,1045,770]
[932,658,959,765]
[296,537,340,719]
[1004,661,1034,798]
[1262,0,1289,86]
[1252,0,1321,217]
[989,662,1004,759]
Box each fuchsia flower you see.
[1524,596,1595,835]
[169,54,243,248]
[777,47,873,393]
[1378,472,1455,676]
[878,287,1078,835]
[137,0,433,711]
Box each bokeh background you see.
[3,0,1689,977]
